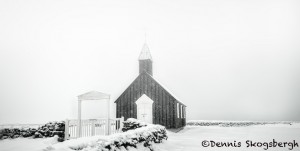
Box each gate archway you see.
[77,91,110,137]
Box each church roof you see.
[138,43,152,61]
[150,75,182,104]
[114,71,186,106]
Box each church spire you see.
[138,43,152,61]
[138,42,153,75]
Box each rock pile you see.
[0,121,65,142]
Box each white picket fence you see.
[64,117,124,140]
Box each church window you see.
[181,105,183,118]
[177,103,179,118]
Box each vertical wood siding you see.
[115,72,186,129]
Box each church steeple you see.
[139,43,153,75]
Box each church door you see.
[135,94,153,124]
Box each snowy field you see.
[157,124,300,151]
[1,123,300,151]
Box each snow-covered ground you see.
[1,123,300,151]
[158,123,300,151]
[0,136,59,151]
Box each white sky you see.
[0,0,300,124]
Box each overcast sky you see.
[0,0,300,124]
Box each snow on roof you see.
[138,43,152,60]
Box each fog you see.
[0,0,300,124]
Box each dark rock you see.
[57,137,64,142]
[52,131,64,138]
[33,132,43,138]
[29,128,37,135]
[49,126,54,131]
[12,135,20,139]
[21,131,31,137]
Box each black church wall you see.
[115,72,186,129]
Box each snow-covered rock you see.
[122,118,148,132]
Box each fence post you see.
[77,100,82,138]
[106,119,111,135]
[91,120,95,136]
[120,116,124,132]
[105,96,111,135]
[64,119,69,140]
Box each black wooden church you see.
[115,43,186,129]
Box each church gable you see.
[115,71,183,106]
[115,71,155,104]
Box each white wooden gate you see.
[64,117,124,140]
